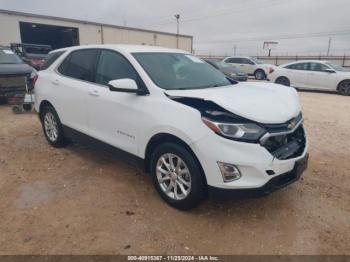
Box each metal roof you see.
[0,9,193,39]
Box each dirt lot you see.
[0,91,349,255]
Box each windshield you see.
[326,63,348,72]
[0,49,23,64]
[133,53,231,90]
[250,57,263,64]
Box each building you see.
[0,9,193,52]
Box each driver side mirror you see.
[108,79,146,95]
[324,69,336,73]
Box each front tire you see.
[150,142,206,210]
[337,80,350,96]
[40,106,67,148]
[275,76,290,86]
[254,69,266,80]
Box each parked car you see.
[0,46,35,104]
[222,56,275,80]
[204,58,248,81]
[34,45,308,210]
[267,60,350,95]
[10,43,52,70]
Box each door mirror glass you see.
[108,78,138,93]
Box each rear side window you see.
[225,58,240,63]
[309,63,330,72]
[58,49,98,82]
[41,51,65,70]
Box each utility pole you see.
[327,37,332,56]
[233,45,237,56]
[174,14,180,48]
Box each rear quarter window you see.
[58,49,98,82]
[41,51,65,70]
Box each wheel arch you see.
[254,68,266,74]
[254,68,266,79]
[275,76,290,85]
[336,79,350,91]
[144,133,207,185]
[39,100,55,120]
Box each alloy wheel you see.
[255,71,265,80]
[156,153,192,200]
[339,81,350,95]
[44,112,59,142]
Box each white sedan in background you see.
[268,60,350,95]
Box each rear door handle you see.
[88,90,100,97]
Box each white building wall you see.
[0,11,193,52]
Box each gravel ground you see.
[0,91,349,255]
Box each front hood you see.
[0,63,33,76]
[166,82,301,124]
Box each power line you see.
[137,0,286,27]
[196,29,350,44]
[131,0,265,26]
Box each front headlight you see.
[202,117,266,142]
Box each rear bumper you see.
[208,153,308,199]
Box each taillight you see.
[28,71,38,90]
[268,67,275,74]
[32,74,39,85]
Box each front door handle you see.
[52,79,60,86]
[88,90,100,97]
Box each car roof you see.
[50,44,189,55]
[224,56,252,59]
[287,60,329,64]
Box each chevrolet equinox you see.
[34,45,308,210]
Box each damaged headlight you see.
[202,117,266,142]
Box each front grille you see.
[263,113,303,133]
[262,124,306,160]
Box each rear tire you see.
[254,69,266,80]
[150,142,206,210]
[40,106,67,148]
[275,76,290,87]
[337,80,350,96]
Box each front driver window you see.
[242,58,254,65]
[310,63,330,72]
[95,50,138,86]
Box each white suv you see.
[223,56,275,80]
[34,45,308,210]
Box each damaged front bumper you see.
[190,115,308,194]
[208,153,308,199]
